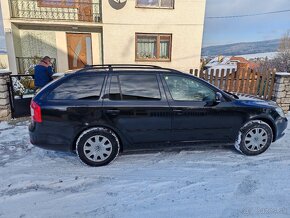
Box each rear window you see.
[47,74,105,100]
[109,74,161,101]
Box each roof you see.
[205,56,259,70]
[229,56,248,63]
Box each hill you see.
[202,39,280,56]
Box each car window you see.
[109,76,122,100]
[163,75,215,101]
[109,74,161,101]
[47,74,105,100]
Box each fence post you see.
[272,72,290,113]
[0,71,12,121]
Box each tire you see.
[234,120,273,156]
[76,127,120,167]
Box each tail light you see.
[30,100,42,123]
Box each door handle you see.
[105,109,120,116]
[173,109,184,115]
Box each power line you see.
[206,9,290,19]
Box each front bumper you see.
[274,117,288,141]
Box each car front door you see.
[161,74,243,143]
[102,72,172,149]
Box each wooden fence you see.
[190,68,276,100]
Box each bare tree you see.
[275,30,290,72]
[259,30,290,72]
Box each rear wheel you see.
[234,120,273,155]
[76,127,120,166]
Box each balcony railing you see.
[10,0,102,23]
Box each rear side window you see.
[109,74,161,101]
[47,74,105,100]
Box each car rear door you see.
[102,71,172,149]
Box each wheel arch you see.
[72,125,125,152]
[246,117,276,142]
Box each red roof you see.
[230,56,259,69]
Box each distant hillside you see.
[202,39,280,56]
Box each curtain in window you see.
[160,38,170,59]
[137,36,157,59]
[136,0,159,6]
[160,0,174,7]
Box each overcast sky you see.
[0,0,290,49]
[203,0,290,47]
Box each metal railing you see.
[8,74,35,118]
[16,57,56,74]
[10,0,102,22]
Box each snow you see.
[206,56,233,67]
[276,72,290,76]
[240,52,278,60]
[0,117,290,218]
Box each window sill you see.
[135,58,171,62]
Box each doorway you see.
[67,33,92,70]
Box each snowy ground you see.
[0,117,290,218]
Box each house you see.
[0,0,207,74]
[204,55,259,72]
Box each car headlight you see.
[275,107,286,118]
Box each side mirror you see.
[215,92,223,103]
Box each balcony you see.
[10,0,102,23]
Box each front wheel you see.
[76,127,120,167]
[234,120,273,155]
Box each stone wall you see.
[272,72,290,113]
[0,71,12,121]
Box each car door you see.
[102,72,172,149]
[161,74,243,143]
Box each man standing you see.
[34,56,54,89]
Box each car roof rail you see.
[84,64,162,69]
[76,64,183,74]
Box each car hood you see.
[235,95,278,107]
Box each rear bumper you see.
[29,122,72,152]
[274,117,288,141]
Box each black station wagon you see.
[29,65,288,166]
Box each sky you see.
[203,0,290,47]
[0,0,290,49]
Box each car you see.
[29,64,288,167]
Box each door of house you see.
[67,33,92,70]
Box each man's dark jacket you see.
[34,65,53,88]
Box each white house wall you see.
[91,32,103,65]
[55,32,69,73]
[102,0,206,72]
